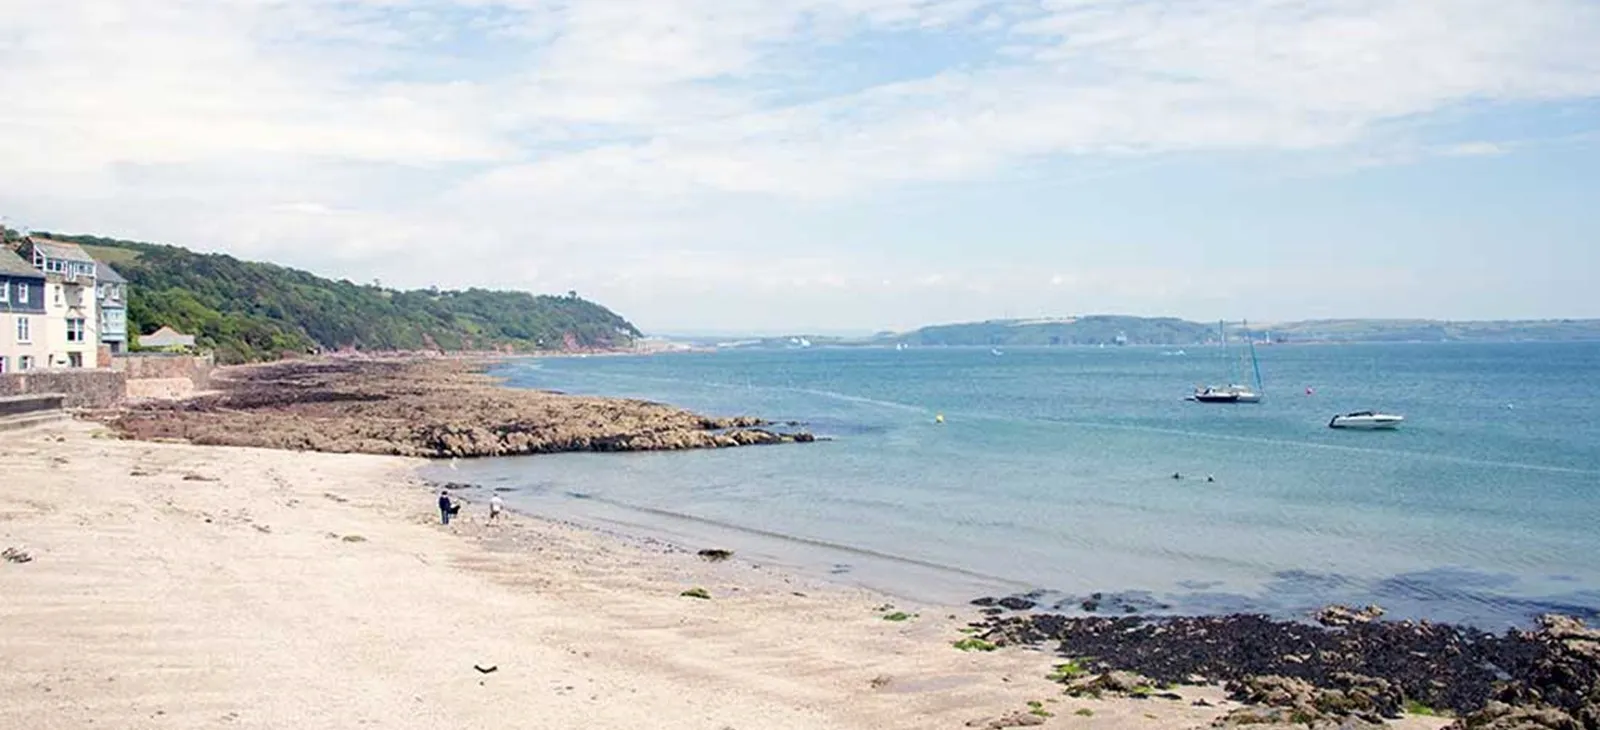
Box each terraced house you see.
[0,247,47,373]
[96,261,128,354]
[16,237,101,368]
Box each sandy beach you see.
[0,419,1251,730]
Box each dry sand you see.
[0,420,1247,729]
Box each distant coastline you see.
[669,316,1600,350]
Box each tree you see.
[36,230,643,363]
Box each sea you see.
[429,342,1600,629]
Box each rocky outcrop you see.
[1219,673,1402,727]
[1453,701,1583,730]
[1316,604,1387,628]
[101,358,816,458]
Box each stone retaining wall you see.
[112,353,214,388]
[0,370,127,408]
[0,393,65,418]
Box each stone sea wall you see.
[0,370,127,408]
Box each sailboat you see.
[1189,320,1263,404]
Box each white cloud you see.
[1442,142,1509,157]
[1,0,1597,330]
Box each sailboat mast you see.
[1220,320,1239,385]
[1244,320,1263,393]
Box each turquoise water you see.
[435,343,1600,628]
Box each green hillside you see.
[881,316,1218,347]
[26,232,641,364]
[1255,318,1600,343]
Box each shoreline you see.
[20,352,1596,729]
[419,466,1600,730]
[5,420,1593,729]
[423,450,1595,633]
[0,420,1239,730]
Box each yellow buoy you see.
[934,413,945,424]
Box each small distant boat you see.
[1328,411,1404,430]
[895,342,908,351]
[991,348,1003,356]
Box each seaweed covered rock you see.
[1062,670,1158,698]
[1451,701,1583,730]
[1448,615,1600,730]
[972,612,1545,716]
[1225,673,1402,725]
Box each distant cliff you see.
[28,232,641,364]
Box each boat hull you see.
[1191,387,1260,404]
[1328,414,1404,430]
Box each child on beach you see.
[489,494,504,521]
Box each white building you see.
[17,238,101,369]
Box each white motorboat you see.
[1328,411,1404,430]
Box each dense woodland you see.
[11,231,640,364]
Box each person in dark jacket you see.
[438,490,453,525]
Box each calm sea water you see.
[432,342,1600,628]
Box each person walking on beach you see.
[438,490,454,525]
[489,494,504,521]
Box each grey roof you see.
[96,261,127,283]
[0,247,44,278]
[29,237,97,262]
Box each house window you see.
[17,282,27,303]
[16,316,29,343]
[19,355,32,371]
[66,317,85,342]
[0,356,7,374]
[68,351,83,368]
[0,281,8,303]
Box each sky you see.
[1,0,1598,335]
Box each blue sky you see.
[1,0,1597,334]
